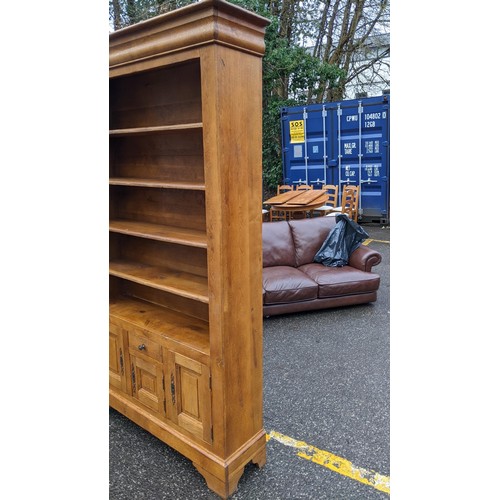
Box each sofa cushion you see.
[299,263,380,298]
[262,221,296,268]
[288,217,337,267]
[263,266,318,304]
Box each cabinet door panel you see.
[130,354,165,414]
[109,320,128,392]
[166,350,212,444]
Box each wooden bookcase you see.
[109,1,269,498]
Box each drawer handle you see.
[138,343,146,351]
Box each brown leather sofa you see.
[262,217,382,316]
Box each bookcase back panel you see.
[110,234,208,278]
[110,131,204,183]
[110,60,202,128]
[110,186,206,231]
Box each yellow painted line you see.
[363,238,390,245]
[267,430,390,495]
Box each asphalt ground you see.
[109,222,390,499]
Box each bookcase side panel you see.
[200,45,264,458]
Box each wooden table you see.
[264,190,329,220]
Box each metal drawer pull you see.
[138,343,146,350]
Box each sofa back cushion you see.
[262,220,296,268]
[288,217,337,267]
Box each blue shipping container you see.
[281,95,390,223]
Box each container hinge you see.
[322,108,327,118]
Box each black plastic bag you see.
[313,214,369,267]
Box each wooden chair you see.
[270,185,293,221]
[326,184,360,222]
[313,184,338,217]
[277,184,293,194]
[295,183,312,191]
[269,208,287,222]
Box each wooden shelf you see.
[110,296,209,355]
[109,219,207,248]
[109,123,203,136]
[110,259,209,303]
[109,178,205,190]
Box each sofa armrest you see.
[348,245,382,272]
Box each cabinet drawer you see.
[128,329,162,362]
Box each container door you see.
[281,105,332,188]
[332,96,389,222]
[359,100,389,222]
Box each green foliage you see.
[260,15,343,190]
[263,18,343,102]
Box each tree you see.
[260,15,343,189]
[309,0,390,100]
[109,0,194,30]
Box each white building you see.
[344,33,390,99]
